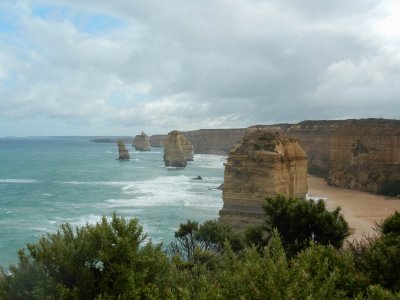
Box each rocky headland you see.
[219,129,308,228]
[117,140,130,160]
[133,132,151,151]
[156,119,399,196]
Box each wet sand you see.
[307,175,400,240]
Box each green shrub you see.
[168,219,244,261]
[1,213,172,299]
[263,195,350,256]
[378,180,400,197]
[380,211,400,235]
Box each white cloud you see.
[0,0,399,136]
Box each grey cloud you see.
[0,0,399,136]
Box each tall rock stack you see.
[179,135,194,161]
[163,131,188,167]
[133,131,151,151]
[117,140,130,160]
[219,129,308,229]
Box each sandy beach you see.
[308,175,400,240]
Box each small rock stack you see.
[117,140,130,160]
[133,131,151,151]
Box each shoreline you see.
[307,175,400,240]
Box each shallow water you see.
[0,137,225,266]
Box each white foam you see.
[306,194,328,201]
[0,179,38,183]
[59,180,137,186]
[42,193,52,197]
[111,175,223,210]
[193,154,226,169]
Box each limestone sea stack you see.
[133,131,151,151]
[179,134,194,161]
[163,131,187,167]
[117,140,130,160]
[219,129,308,229]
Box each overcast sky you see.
[1,0,399,136]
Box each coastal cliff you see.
[133,132,151,151]
[158,119,399,195]
[182,129,246,155]
[219,129,308,228]
[150,135,166,147]
[284,119,400,195]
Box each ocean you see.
[0,137,225,267]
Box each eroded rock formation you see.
[163,131,187,167]
[117,140,130,160]
[219,129,308,228]
[133,132,151,151]
[153,119,400,195]
[179,134,194,161]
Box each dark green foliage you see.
[0,213,172,299]
[3,212,400,298]
[348,212,400,293]
[263,195,350,256]
[243,225,269,250]
[380,211,400,235]
[378,180,400,197]
[168,219,244,261]
[0,252,60,300]
[360,234,400,291]
[170,232,378,299]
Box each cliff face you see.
[160,119,400,195]
[182,129,246,155]
[117,140,130,160]
[150,129,245,153]
[219,129,308,228]
[133,132,151,151]
[163,131,187,167]
[150,135,166,147]
[284,119,400,195]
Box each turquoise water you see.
[0,137,225,267]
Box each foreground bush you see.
[168,219,244,261]
[2,210,400,299]
[0,213,172,299]
[349,211,400,293]
[262,195,350,256]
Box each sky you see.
[0,0,399,137]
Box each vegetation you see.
[1,197,400,299]
[262,195,350,256]
[378,180,400,197]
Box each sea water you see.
[0,137,226,267]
